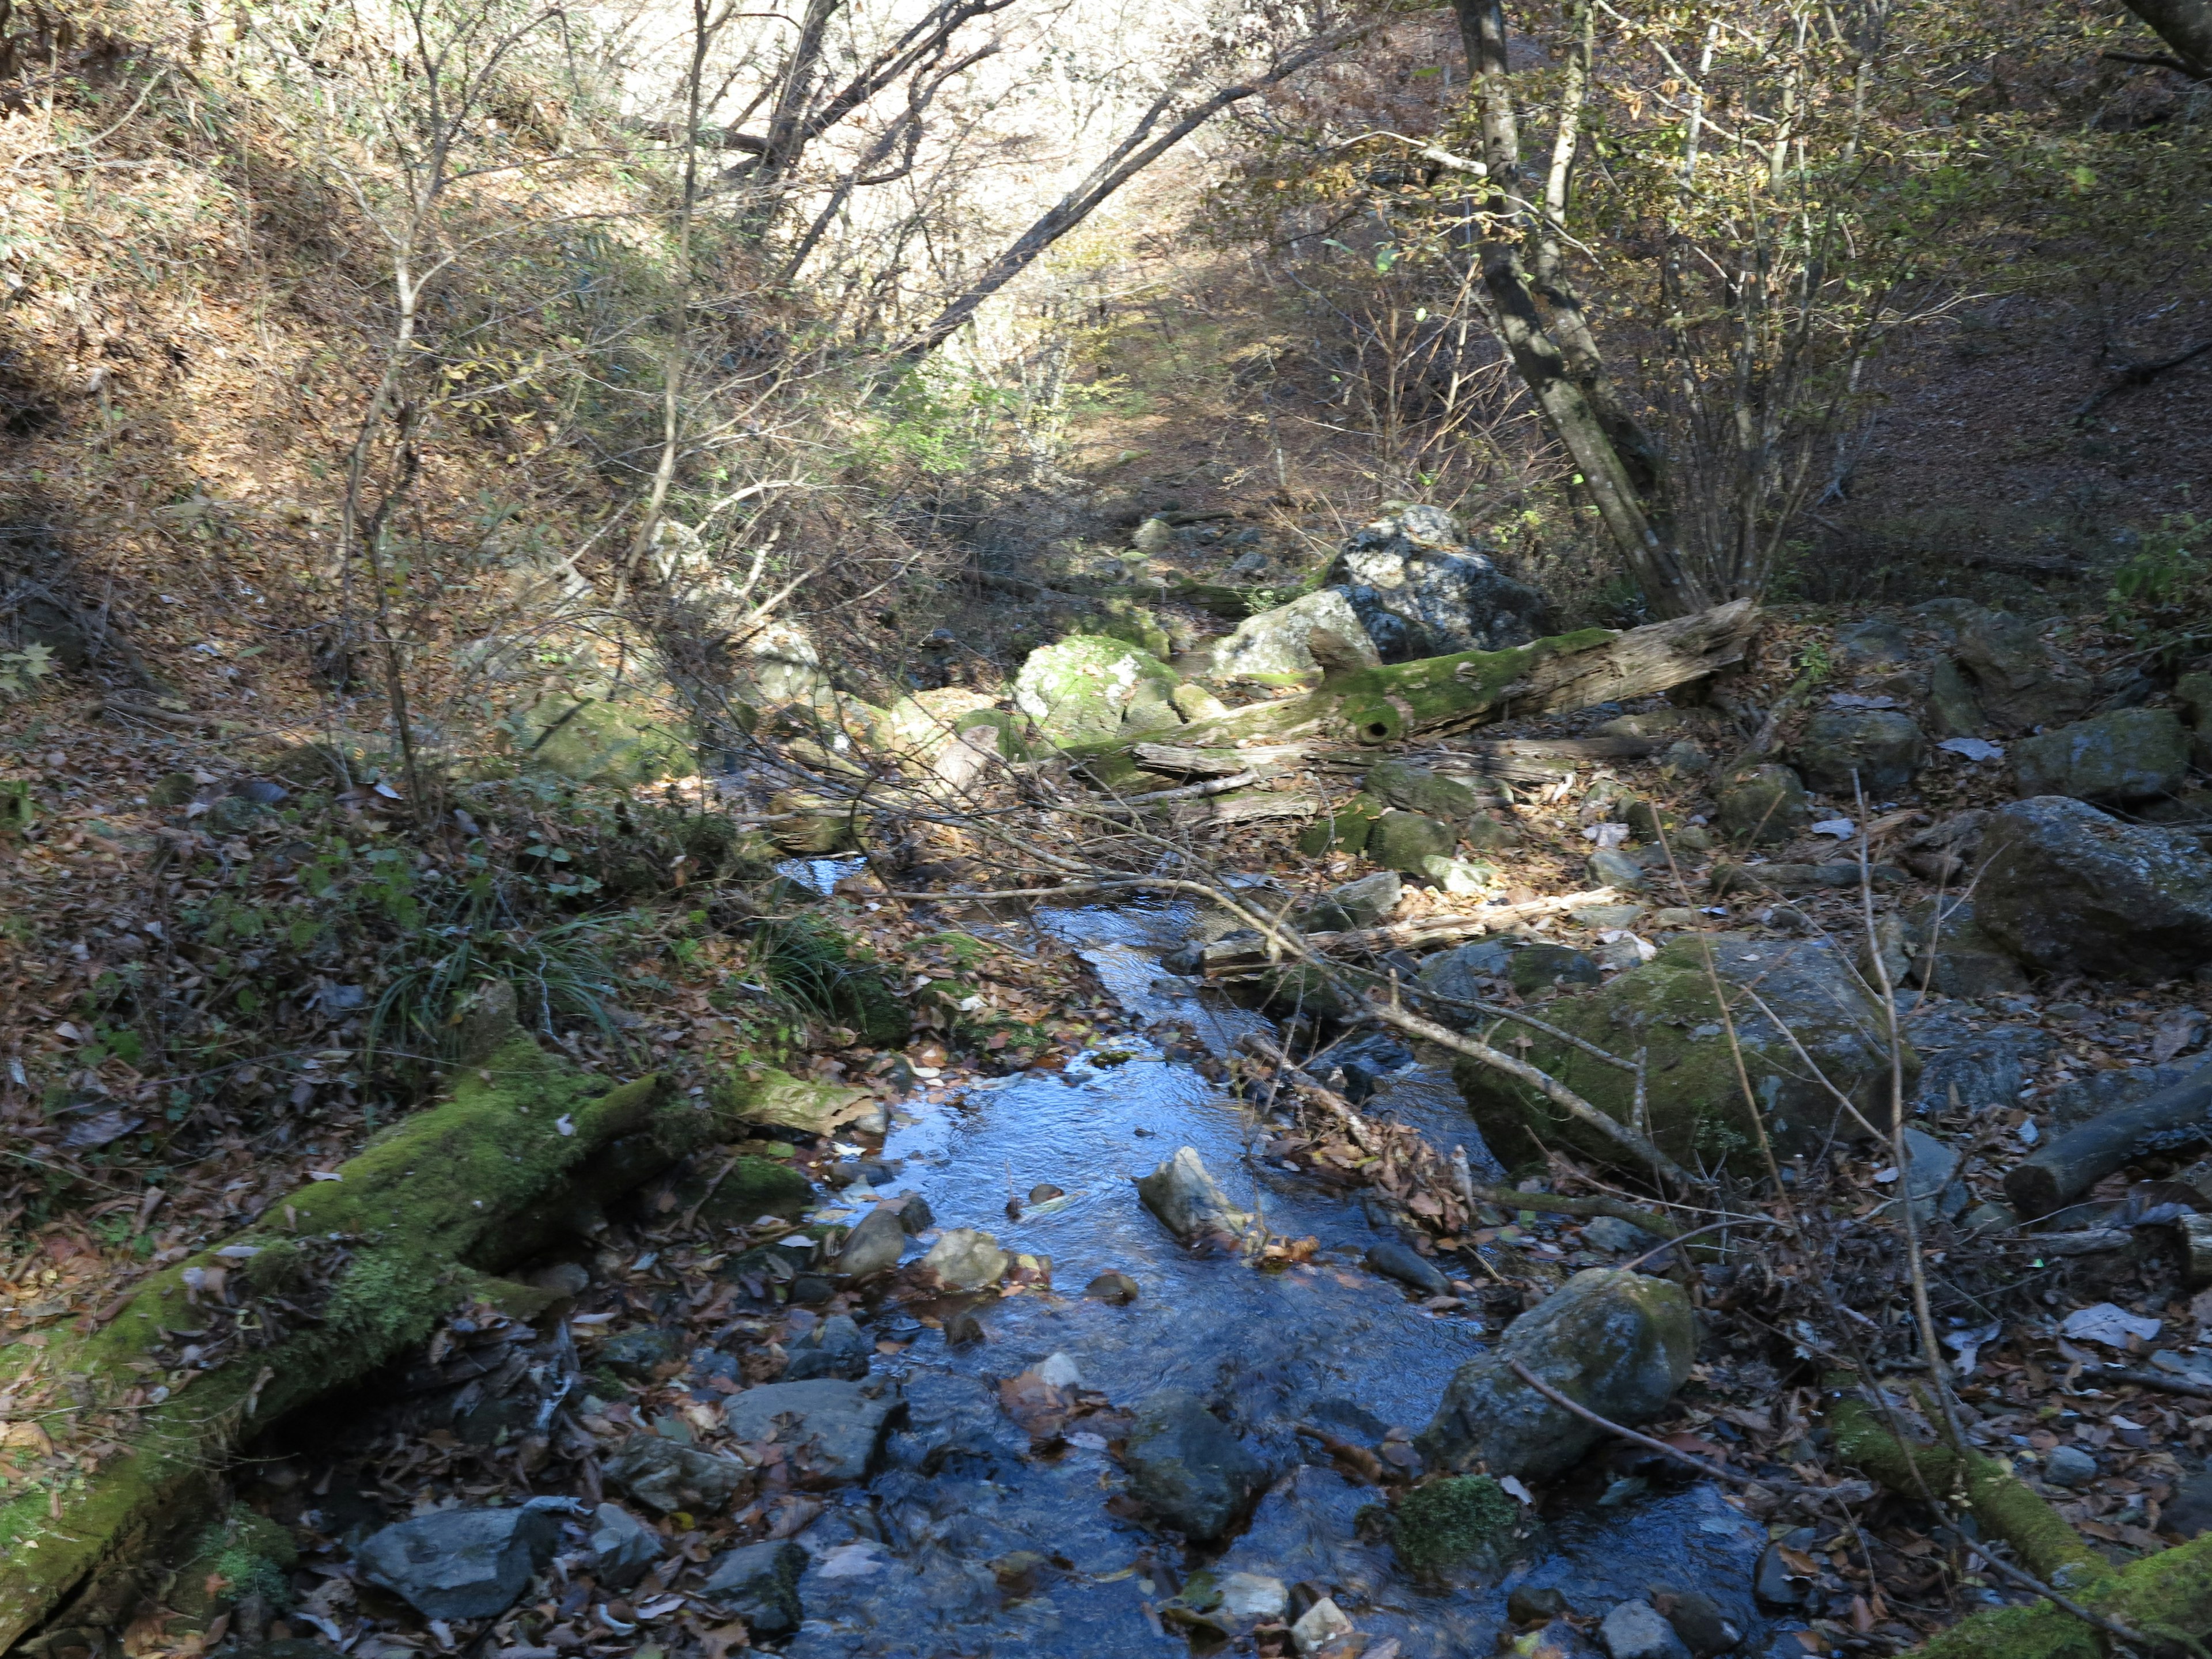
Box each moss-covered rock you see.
[1363,759,1487,820]
[1296,793,1387,856]
[717,1067,878,1138]
[1012,635,1183,745]
[679,1154,813,1227]
[1791,709,1926,797]
[1391,1476,1518,1575]
[1453,934,1915,1173]
[527,696,695,785]
[2011,707,2190,804]
[1370,810,1456,872]
[1714,763,1810,844]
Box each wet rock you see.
[723,1379,900,1484]
[1976,796,2212,982]
[1659,1590,1741,1657]
[698,1539,806,1635]
[1456,935,1913,1172]
[1370,809,1457,872]
[896,1192,934,1234]
[1510,1585,1572,1624]
[1207,589,1381,683]
[1123,1389,1271,1541]
[1287,1594,1355,1655]
[1418,940,1516,1010]
[599,1328,681,1382]
[1949,607,2092,732]
[921,1227,1010,1290]
[586,1502,662,1589]
[1581,1214,1659,1255]
[1753,1532,1812,1608]
[1217,1571,1290,1623]
[1316,1031,1416,1103]
[1085,1270,1141,1304]
[1135,1146,1256,1243]
[354,1506,559,1620]
[1508,944,1602,993]
[786,1313,872,1381]
[1600,1599,1692,1659]
[1011,635,1183,744]
[603,1435,753,1514]
[2043,1445,2097,1488]
[830,1205,908,1279]
[2162,1469,2212,1537]
[1297,869,1403,932]
[2012,707,2190,804]
[1417,1269,1695,1481]
[1714,764,1810,844]
[945,1308,987,1345]
[1366,1240,1452,1296]
[1365,758,1490,820]
[1328,506,1550,660]
[1791,709,1925,797]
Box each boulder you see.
[920,1227,1010,1290]
[2010,707,2190,803]
[1370,810,1456,872]
[525,695,694,785]
[354,1506,560,1620]
[1975,797,2212,981]
[1326,506,1550,660]
[1714,764,1810,844]
[786,1313,872,1381]
[1122,1390,1271,1541]
[1791,709,1925,798]
[1911,1022,2050,1113]
[603,1435,753,1514]
[1509,944,1603,993]
[1902,895,2031,1000]
[1294,869,1403,933]
[1585,847,1650,891]
[1599,1600,1692,1659]
[1834,619,1912,668]
[1949,607,2092,732]
[1455,935,1915,1172]
[586,1503,663,1590]
[722,1379,901,1485]
[1925,659,1986,737]
[1416,1268,1694,1481]
[1206,589,1381,683]
[1363,758,1489,820]
[2178,672,2212,771]
[1417,940,1516,1012]
[830,1205,908,1280]
[1135,1146,1255,1244]
[698,1539,806,1635]
[1012,636,1183,745]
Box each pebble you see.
[1598,1599,1691,1659]
[1084,1270,1141,1304]
[2043,1445,2097,1488]
[1365,1240,1452,1296]
[1289,1595,1354,1656]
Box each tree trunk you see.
[0,988,777,1651]
[2121,0,2212,75]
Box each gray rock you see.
[603,1435,753,1514]
[1216,1571,1290,1624]
[2043,1445,2097,1488]
[1792,709,1925,797]
[586,1503,662,1590]
[1903,895,2031,1001]
[1085,1269,1141,1304]
[354,1506,559,1620]
[785,1313,872,1381]
[1423,854,1495,895]
[1328,506,1550,660]
[1600,1600,1692,1659]
[831,1205,908,1279]
[599,1328,680,1382]
[1715,764,1811,844]
[2012,707,2190,804]
[1950,607,2093,732]
[1835,620,1912,666]
[1370,810,1457,871]
[1418,1269,1695,1480]
[1581,1214,1660,1255]
[722,1379,900,1484]
[1123,1389,1271,1541]
[1508,944,1602,993]
[1366,1240,1452,1295]
[1207,589,1380,683]
[1910,1022,2051,1113]
[1365,758,1490,820]
[1298,869,1403,932]
[698,1539,806,1634]
[920,1227,1009,1290]
[2162,1469,2212,1537]
[1660,1590,1741,1657]
[2042,1064,2199,1132]
[1011,635,1182,744]
[1889,1127,1963,1221]
[1925,658,1986,737]
[1976,797,2212,982]
[1135,1146,1255,1243]
[1418,940,1516,1010]
[1586,848,1650,892]
[1658,738,1711,778]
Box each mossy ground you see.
[1392,1476,1519,1574]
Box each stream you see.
[759,876,1795,1659]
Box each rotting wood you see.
[1196,888,1622,974]
[0,983,772,1653]
[1425,734,1658,783]
[1130,740,1320,776]
[1157,782,1327,828]
[2005,1065,2212,1218]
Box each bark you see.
[1080,600,1759,758]
[2003,1065,2212,1218]
[2119,0,2212,75]
[0,986,767,1651]
[1196,887,1621,974]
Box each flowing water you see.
[770,885,1796,1658]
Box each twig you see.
[2089,1363,2212,1402]
[1504,1357,1812,1493]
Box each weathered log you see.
[1157,782,1327,828]
[1080,601,1760,756]
[0,987,781,1652]
[1198,888,1622,975]
[2005,1064,2212,1217]
[1427,734,1658,783]
[1130,740,1320,776]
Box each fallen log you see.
[0,984,773,1652]
[1129,740,1321,777]
[1426,735,1658,783]
[1198,888,1622,975]
[1157,782,1327,828]
[2005,1064,2212,1218]
[1077,600,1760,756]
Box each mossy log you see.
[0,990,747,1652]
[1832,1392,2212,1657]
[1078,599,1759,757]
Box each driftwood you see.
[1081,601,1760,756]
[1427,734,1658,783]
[2005,1064,2212,1217]
[1198,888,1622,975]
[1157,782,1327,828]
[0,987,763,1652]
[1129,740,1321,777]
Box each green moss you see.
[681,1155,813,1226]
[1392,1476,1518,1574]
[525,698,695,785]
[1297,792,1387,857]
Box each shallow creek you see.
[767,884,1793,1658]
